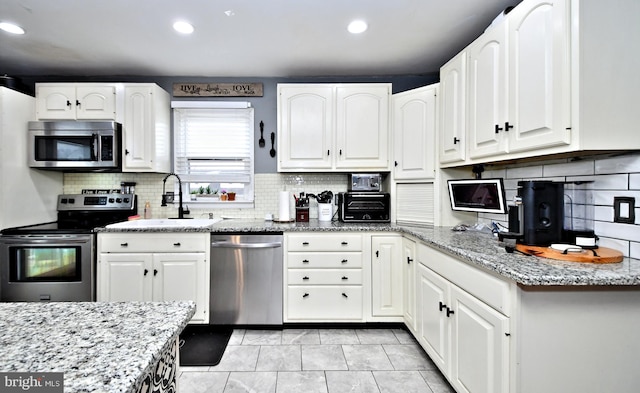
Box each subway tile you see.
[631,174,640,190]
[543,160,594,177]
[566,174,628,190]
[594,191,640,207]
[630,241,640,259]
[597,237,629,257]
[595,154,640,175]
[505,165,543,179]
[595,221,640,243]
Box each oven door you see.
[0,234,94,301]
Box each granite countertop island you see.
[96,218,640,287]
[0,301,195,393]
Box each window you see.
[172,102,254,205]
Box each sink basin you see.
[105,218,222,229]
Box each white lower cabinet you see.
[285,233,364,322]
[416,243,510,393]
[401,237,417,333]
[371,235,403,317]
[97,233,210,324]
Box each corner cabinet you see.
[441,0,640,167]
[97,232,210,324]
[277,84,391,172]
[36,83,117,120]
[416,243,510,393]
[392,84,438,180]
[121,84,171,173]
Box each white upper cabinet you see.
[393,84,438,180]
[506,0,570,153]
[36,84,116,120]
[278,83,391,172]
[439,52,467,164]
[335,85,390,170]
[121,84,171,173]
[442,0,640,167]
[468,22,508,159]
[278,85,334,170]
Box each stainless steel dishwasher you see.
[210,233,283,325]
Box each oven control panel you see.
[57,193,136,211]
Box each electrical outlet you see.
[613,197,635,224]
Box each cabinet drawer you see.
[99,233,209,253]
[287,252,363,268]
[286,286,363,321]
[417,243,511,315]
[287,233,363,251]
[288,269,362,285]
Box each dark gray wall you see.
[18,74,438,173]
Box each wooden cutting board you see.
[515,244,624,264]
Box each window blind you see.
[173,107,254,183]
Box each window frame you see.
[171,101,255,208]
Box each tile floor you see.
[178,327,456,393]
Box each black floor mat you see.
[178,325,233,366]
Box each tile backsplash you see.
[477,152,640,259]
[64,152,639,259]
[63,173,348,221]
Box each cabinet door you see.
[371,236,403,317]
[402,238,417,332]
[393,84,437,180]
[439,52,467,164]
[98,253,152,302]
[123,85,155,171]
[335,85,390,170]
[278,85,333,170]
[468,23,508,159]
[152,253,208,323]
[416,263,450,372]
[449,285,509,393]
[507,0,570,152]
[36,85,76,119]
[75,86,116,120]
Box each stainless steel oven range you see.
[0,193,136,302]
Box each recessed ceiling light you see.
[224,10,235,17]
[0,22,25,35]
[173,21,194,34]
[347,20,368,34]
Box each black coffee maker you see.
[500,181,564,246]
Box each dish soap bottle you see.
[144,201,152,219]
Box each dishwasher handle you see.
[211,240,282,249]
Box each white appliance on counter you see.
[0,87,62,230]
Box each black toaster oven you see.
[337,192,390,223]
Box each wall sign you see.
[173,83,263,97]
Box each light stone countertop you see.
[95,219,640,286]
[0,301,195,393]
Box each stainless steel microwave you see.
[28,121,122,171]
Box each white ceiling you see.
[0,0,518,78]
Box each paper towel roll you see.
[278,191,291,221]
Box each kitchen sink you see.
[105,218,223,229]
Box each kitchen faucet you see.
[161,173,185,219]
